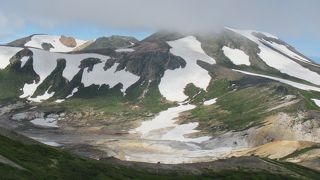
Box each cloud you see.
[0,13,24,39]
[1,0,320,39]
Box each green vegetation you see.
[51,82,173,120]
[281,145,320,160]
[299,90,320,110]
[190,83,283,131]
[0,69,32,103]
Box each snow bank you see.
[132,103,210,143]
[312,99,320,107]
[159,36,215,102]
[230,28,320,85]
[203,98,217,105]
[0,46,22,69]
[233,69,320,92]
[25,35,87,52]
[222,46,250,65]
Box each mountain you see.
[0,28,320,178]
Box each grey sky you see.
[0,0,319,57]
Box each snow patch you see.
[203,98,217,105]
[222,46,250,65]
[20,56,29,68]
[312,99,320,107]
[159,36,215,102]
[131,103,210,143]
[55,99,65,103]
[233,69,320,92]
[115,48,134,52]
[81,62,139,92]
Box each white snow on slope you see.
[20,48,139,102]
[27,90,54,103]
[159,36,215,102]
[222,46,250,65]
[131,103,210,143]
[203,98,217,105]
[312,99,320,107]
[25,35,87,52]
[230,29,320,85]
[267,42,310,63]
[0,46,22,69]
[82,62,139,92]
[20,56,29,68]
[233,69,320,92]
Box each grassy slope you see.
[0,131,319,179]
[185,76,320,132]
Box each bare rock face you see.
[59,35,77,47]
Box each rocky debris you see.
[59,35,77,47]
[41,42,54,51]
[104,58,116,70]
[9,48,33,65]
[6,35,33,47]
[83,35,138,50]
[11,111,65,121]
[79,58,102,72]
[12,111,44,121]
[0,102,25,116]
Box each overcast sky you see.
[0,0,319,60]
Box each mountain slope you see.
[0,28,320,175]
[0,127,319,179]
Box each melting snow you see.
[131,103,210,143]
[230,28,320,85]
[0,46,22,69]
[222,46,250,65]
[30,117,58,128]
[159,36,215,102]
[233,69,320,92]
[203,98,217,105]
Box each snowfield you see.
[159,36,216,102]
[81,62,139,93]
[230,28,320,85]
[0,46,22,69]
[222,46,250,65]
[19,48,139,102]
[25,35,87,52]
[233,69,320,92]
